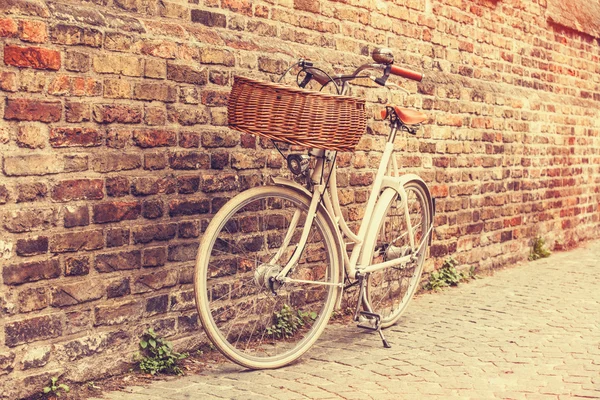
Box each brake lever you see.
[369,76,410,94]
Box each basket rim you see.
[232,75,366,103]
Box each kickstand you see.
[354,274,392,348]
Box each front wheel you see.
[194,186,340,369]
[365,180,433,328]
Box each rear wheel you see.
[194,186,340,369]
[365,180,432,327]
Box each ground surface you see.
[90,241,600,400]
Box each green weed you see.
[138,328,188,376]
[528,236,551,261]
[266,304,317,339]
[42,377,70,397]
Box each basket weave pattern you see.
[228,76,367,152]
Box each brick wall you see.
[1,0,599,397]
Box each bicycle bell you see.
[372,48,394,65]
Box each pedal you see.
[357,311,391,348]
[357,311,381,331]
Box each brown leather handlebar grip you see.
[389,65,423,82]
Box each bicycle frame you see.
[274,122,433,287]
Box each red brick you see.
[50,127,103,147]
[132,129,177,148]
[52,179,104,202]
[16,236,48,256]
[132,223,177,244]
[3,259,60,285]
[106,176,130,197]
[201,90,228,106]
[168,199,210,216]
[64,256,91,276]
[0,18,18,38]
[65,101,90,122]
[64,205,90,228]
[4,45,60,70]
[93,201,141,223]
[4,98,61,122]
[20,20,47,43]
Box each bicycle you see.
[194,48,435,369]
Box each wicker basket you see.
[228,76,366,152]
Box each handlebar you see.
[389,65,423,82]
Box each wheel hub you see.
[254,264,283,292]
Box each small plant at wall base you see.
[42,377,70,398]
[138,328,188,376]
[266,304,317,339]
[529,236,551,261]
[424,257,473,291]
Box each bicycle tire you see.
[364,180,432,328]
[194,186,340,369]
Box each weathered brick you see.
[51,281,104,307]
[103,78,131,99]
[95,250,141,273]
[4,45,60,70]
[177,176,200,194]
[168,199,210,216]
[198,47,235,66]
[93,201,141,223]
[92,104,142,124]
[132,129,177,148]
[20,20,47,43]
[131,177,176,196]
[168,242,198,262]
[142,247,167,267]
[0,185,9,204]
[92,54,144,76]
[16,124,47,149]
[144,153,168,170]
[5,315,62,347]
[64,154,89,173]
[64,256,90,276]
[132,223,177,244]
[65,101,90,122]
[201,130,239,148]
[94,301,142,326]
[50,230,104,253]
[92,153,141,172]
[16,236,48,256]
[179,131,200,148]
[63,205,90,228]
[50,24,102,47]
[210,152,229,169]
[52,179,104,202]
[201,173,237,192]
[144,106,166,126]
[64,51,90,72]
[133,82,177,102]
[18,287,49,313]
[145,294,168,315]
[106,176,129,197]
[178,221,200,239]
[104,31,134,52]
[166,104,209,126]
[107,278,130,298]
[132,270,178,293]
[169,151,210,170]
[144,58,167,79]
[3,208,57,233]
[166,62,208,85]
[142,200,164,219]
[50,127,103,147]
[191,9,226,27]
[0,71,18,92]
[4,98,61,122]
[106,228,130,248]
[3,259,60,285]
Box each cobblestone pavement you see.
[96,242,600,400]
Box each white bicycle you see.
[194,48,434,369]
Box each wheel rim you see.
[197,189,338,367]
[367,182,430,326]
